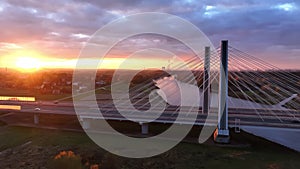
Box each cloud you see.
[0,0,299,69]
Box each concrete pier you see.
[82,118,91,130]
[140,122,149,135]
[33,113,39,125]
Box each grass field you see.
[0,88,33,97]
[0,87,72,101]
[0,125,300,169]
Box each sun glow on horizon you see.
[1,48,194,71]
[15,57,41,72]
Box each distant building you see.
[52,89,61,95]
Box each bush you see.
[48,151,83,169]
[100,153,119,169]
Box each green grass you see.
[0,87,72,101]
[0,127,36,150]
[0,126,300,169]
[0,88,32,96]
[0,120,6,126]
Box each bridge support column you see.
[82,118,91,130]
[34,113,39,125]
[203,47,210,114]
[140,122,149,135]
[214,40,230,143]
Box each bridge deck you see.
[1,101,300,129]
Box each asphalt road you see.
[1,100,300,128]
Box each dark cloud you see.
[0,0,299,68]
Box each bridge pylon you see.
[213,40,230,143]
[202,47,210,114]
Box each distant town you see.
[1,68,299,107]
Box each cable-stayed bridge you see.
[1,40,300,151]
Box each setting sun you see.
[15,57,41,72]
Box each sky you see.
[0,0,299,70]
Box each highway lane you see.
[1,101,300,128]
